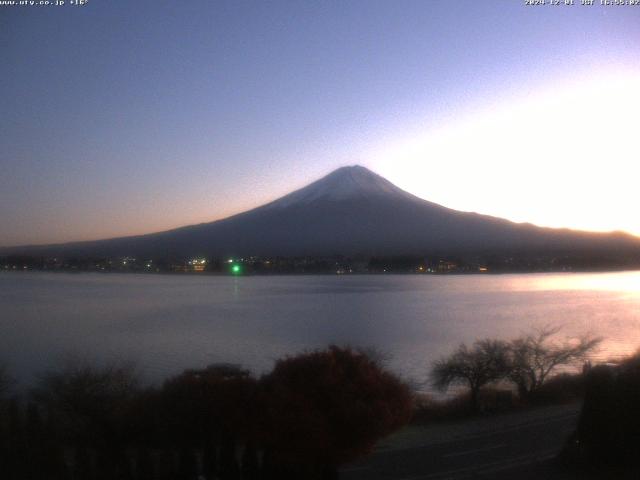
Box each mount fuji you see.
[4,165,640,260]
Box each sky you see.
[1,0,639,247]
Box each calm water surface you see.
[2,271,640,389]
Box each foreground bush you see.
[563,354,640,475]
[0,366,12,399]
[0,348,413,480]
[259,346,413,478]
[527,372,585,405]
[32,362,140,448]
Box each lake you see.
[2,271,640,391]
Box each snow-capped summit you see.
[265,165,418,209]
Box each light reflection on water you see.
[1,271,640,390]
[525,270,640,294]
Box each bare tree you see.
[507,326,602,399]
[431,339,510,411]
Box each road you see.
[341,404,581,480]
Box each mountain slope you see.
[3,165,640,260]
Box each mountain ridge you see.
[2,165,640,261]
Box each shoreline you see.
[3,267,640,277]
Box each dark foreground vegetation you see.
[3,328,637,480]
[561,352,640,477]
[424,330,640,478]
[413,372,587,426]
[0,347,412,480]
[427,326,600,414]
